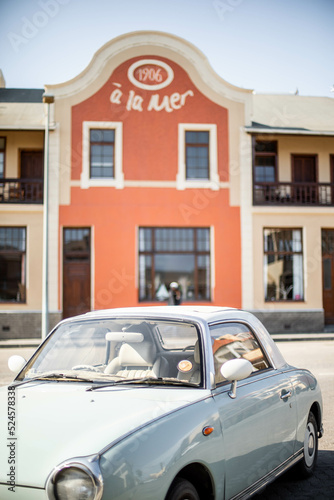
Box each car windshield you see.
[17,318,202,387]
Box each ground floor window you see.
[264,228,304,301]
[139,227,211,302]
[0,227,26,303]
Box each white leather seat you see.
[105,341,168,378]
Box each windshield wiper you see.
[87,377,199,391]
[13,373,96,387]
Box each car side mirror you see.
[220,358,253,399]
[8,355,26,374]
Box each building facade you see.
[1,32,334,339]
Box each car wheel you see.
[296,411,318,478]
[166,478,200,500]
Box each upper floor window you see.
[90,129,115,178]
[0,137,5,178]
[253,139,277,183]
[185,131,209,179]
[177,124,219,190]
[0,227,26,303]
[264,228,304,302]
[81,122,124,189]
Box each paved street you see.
[0,340,333,498]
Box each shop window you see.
[81,121,124,189]
[264,228,304,301]
[177,124,219,190]
[0,227,26,303]
[139,227,211,302]
[0,137,5,177]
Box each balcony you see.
[0,178,43,204]
[254,182,334,206]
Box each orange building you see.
[48,32,250,318]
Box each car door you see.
[210,322,297,499]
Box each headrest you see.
[119,342,156,366]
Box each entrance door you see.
[63,228,91,319]
[322,229,334,324]
[292,155,317,204]
[20,150,44,201]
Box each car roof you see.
[76,305,237,323]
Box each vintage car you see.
[0,306,323,500]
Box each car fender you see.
[99,395,224,500]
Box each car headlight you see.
[55,467,95,500]
[47,458,103,500]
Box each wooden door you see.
[292,155,317,204]
[20,151,44,201]
[322,229,334,324]
[63,228,91,319]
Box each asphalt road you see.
[0,340,333,498]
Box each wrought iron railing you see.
[0,178,43,204]
[254,182,334,206]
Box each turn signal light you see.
[202,426,214,436]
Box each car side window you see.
[209,322,270,385]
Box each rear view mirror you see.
[105,332,144,343]
[8,355,26,374]
[220,358,253,399]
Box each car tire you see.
[296,411,318,478]
[166,478,200,500]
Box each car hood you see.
[0,382,208,488]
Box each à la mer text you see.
[110,84,194,112]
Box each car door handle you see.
[280,390,292,400]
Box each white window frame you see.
[177,123,219,190]
[81,121,124,189]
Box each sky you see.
[0,0,333,97]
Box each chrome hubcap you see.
[304,422,316,467]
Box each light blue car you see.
[0,306,323,499]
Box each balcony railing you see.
[0,178,43,204]
[254,182,334,206]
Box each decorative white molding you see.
[177,123,219,190]
[81,121,124,189]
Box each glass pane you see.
[196,228,210,251]
[139,254,152,300]
[0,152,4,177]
[254,165,275,183]
[264,253,303,301]
[255,141,277,153]
[90,129,103,142]
[0,138,5,149]
[186,145,209,179]
[0,254,24,302]
[197,254,210,300]
[102,130,114,142]
[154,254,195,302]
[210,322,269,384]
[323,258,332,290]
[155,228,194,252]
[0,227,25,251]
[186,131,209,144]
[64,228,90,253]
